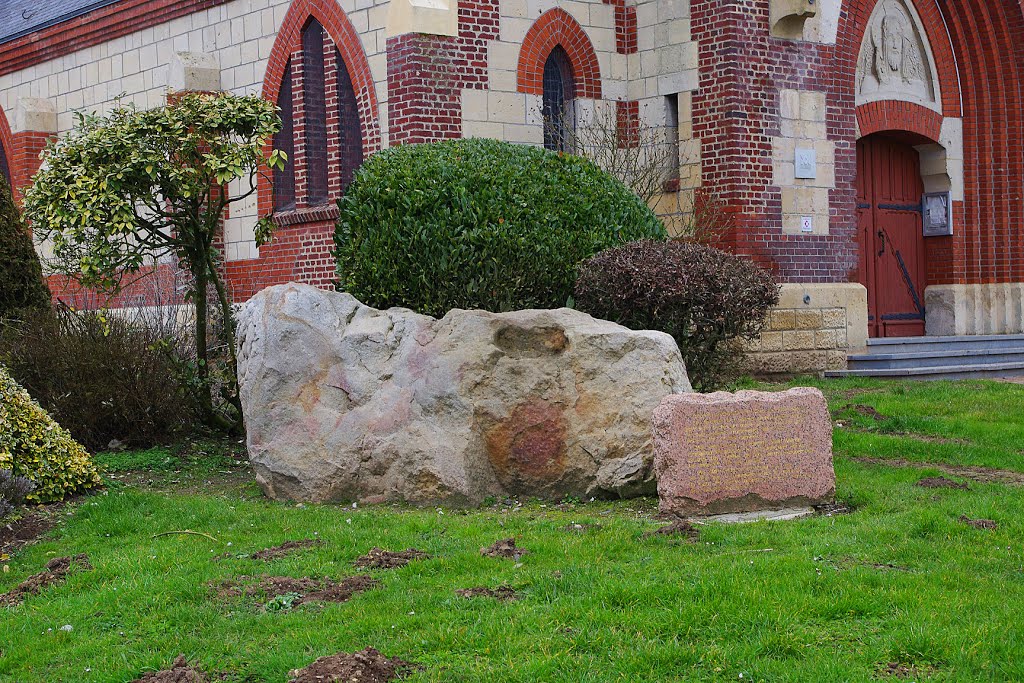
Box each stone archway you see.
[851,0,966,337]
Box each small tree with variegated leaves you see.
[23,92,286,433]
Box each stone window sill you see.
[272,204,339,227]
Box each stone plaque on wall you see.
[653,387,835,516]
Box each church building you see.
[1,0,1022,374]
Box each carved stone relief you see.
[856,0,939,109]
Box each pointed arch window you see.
[273,16,365,213]
[302,19,328,204]
[0,139,10,189]
[336,48,364,190]
[274,59,296,211]
[542,46,575,152]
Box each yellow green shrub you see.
[0,364,101,503]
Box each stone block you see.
[776,283,868,351]
[653,388,835,516]
[770,309,797,331]
[792,309,823,330]
[783,330,815,350]
[814,328,837,349]
[825,350,848,370]
[758,331,784,352]
[821,308,846,329]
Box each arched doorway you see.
[856,134,927,337]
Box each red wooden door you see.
[857,136,927,337]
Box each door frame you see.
[856,133,928,338]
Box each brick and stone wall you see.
[0,0,1022,371]
[743,283,868,375]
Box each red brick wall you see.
[9,131,53,202]
[935,0,1024,284]
[386,0,498,145]
[225,219,337,300]
[690,0,1024,287]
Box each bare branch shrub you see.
[542,103,677,206]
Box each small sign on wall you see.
[800,216,814,233]
[795,148,816,179]
[922,191,953,237]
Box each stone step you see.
[847,347,1024,370]
[825,360,1024,381]
[865,333,1024,354]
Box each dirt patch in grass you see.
[836,388,887,400]
[821,556,910,573]
[838,403,886,421]
[250,539,321,561]
[0,512,55,557]
[481,538,528,560]
[218,574,379,606]
[890,432,970,446]
[855,457,1024,486]
[0,554,92,607]
[288,647,413,683]
[959,515,998,530]
[456,586,519,601]
[562,522,600,533]
[814,501,854,516]
[353,547,429,569]
[877,662,937,679]
[131,655,207,682]
[644,520,701,540]
[916,476,970,490]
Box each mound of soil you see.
[562,523,600,533]
[916,476,970,490]
[0,512,56,557]
[219,574,379,605]
[960,515,998,530]
[132,655,207,682]
[0,554,92,607]
[353,547,429,569]
[481,538,528,560]
[455,586,518,601]
[250,539,321,561]
[644,520,700,540]
[288,647,413,683]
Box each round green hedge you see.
[334,138,667,317]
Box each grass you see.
[2,378,1024,682]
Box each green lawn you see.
[3,379,1024,682]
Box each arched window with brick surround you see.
[274,59,296,211]
[542,46,575,152]
[517,8,602,151]
[262,0,380,218]
[0,144,10,189]
[335,47,364,190]
[0,104,12,190]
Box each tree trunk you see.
[205,250,244,433]
[191,263,233,432]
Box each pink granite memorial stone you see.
[653,387,834,516]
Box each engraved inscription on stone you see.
[653,387,835,516]
[856,0,938,108]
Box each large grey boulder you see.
[236,283,691,505]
